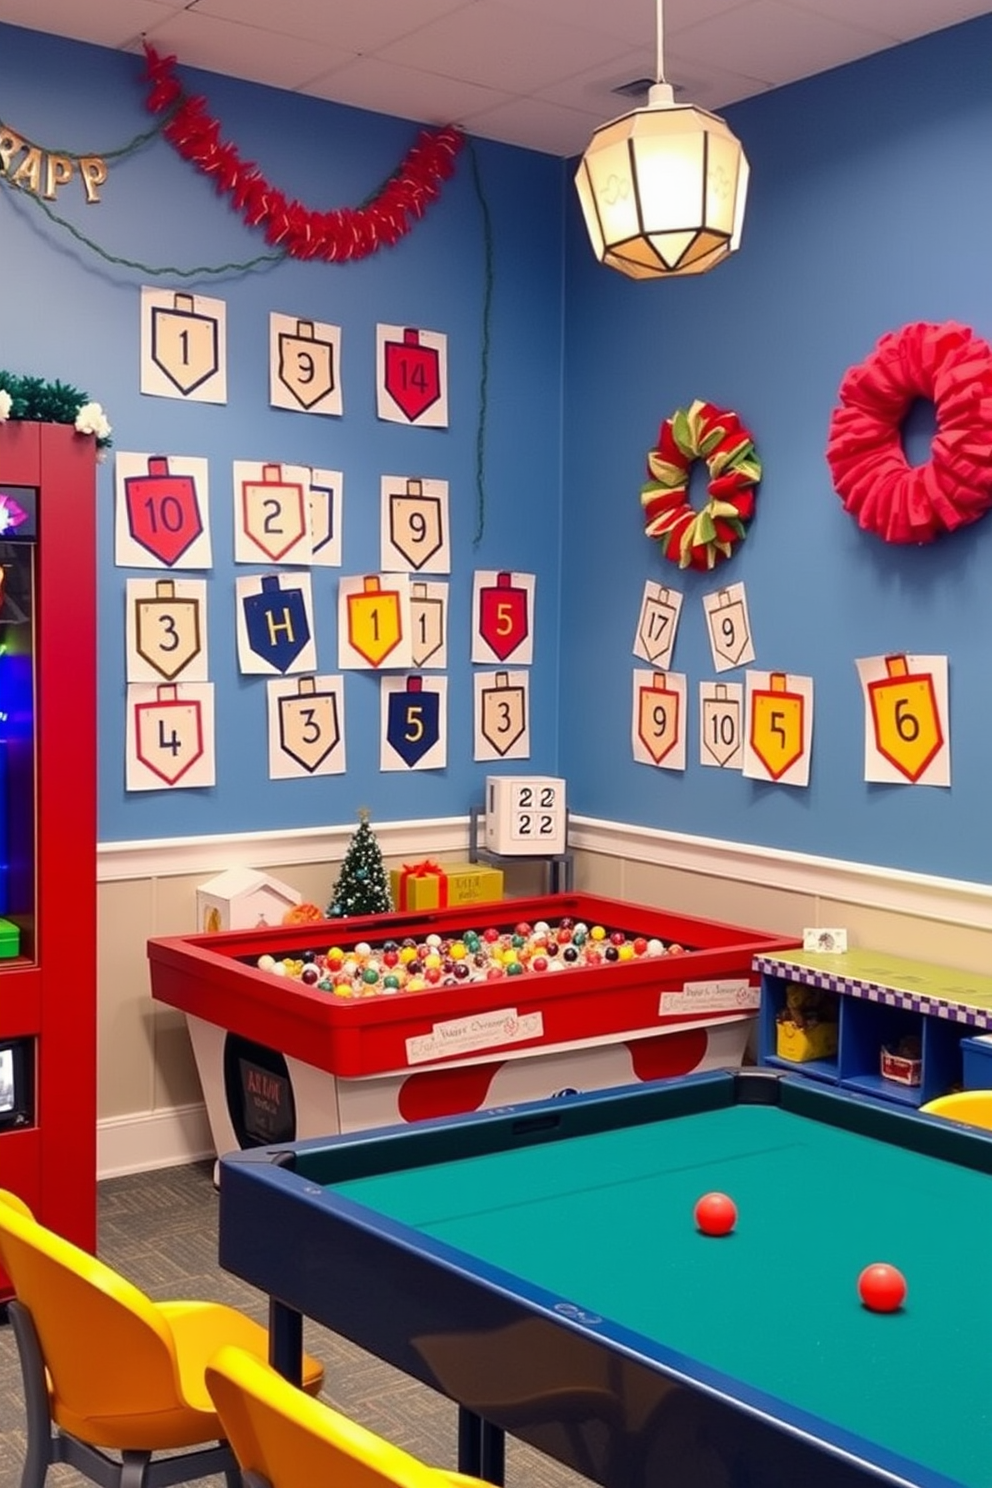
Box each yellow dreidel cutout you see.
[867,653,944,782]
[347,576,404,667]
[749,672,805,780]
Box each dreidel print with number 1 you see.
[347,576,405,668]
[868,654,944,783]
[124,456,205,567]
[150,292,220,396]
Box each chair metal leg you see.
[8,1299,56,1488]
[119,1453,152,1488]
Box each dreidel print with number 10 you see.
[347,576,404,668]
[278,677,340,774]
[242,575,312,674]
[868,655,944,783]
[479,572,529,662]
[749,672,804,780]
[151,292,220,396]
[134,579,202,681]
[702,682,741,767]
[278,320,335,410]
[124,456,205,567]
[637,673,682,765]
[240,463,309,563]
[384,328,442,422]
[134,684,204,786]
[387,675,441,767]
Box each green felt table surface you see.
[332,1104,992,1488]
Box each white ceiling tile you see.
[190,0,471,54]
[672,0,898,86]
[783,0,989,43]
[304,55,515,131]
[374,1,634,93]
[0,0,185,49]
[463,93,608,155]
[138,8,358,89]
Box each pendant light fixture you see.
[575,0,749,280]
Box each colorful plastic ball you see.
[858,1264,906,1313]
[694,1192,737,1236]
[633,937,648,956]
[383,974,400,990]
[590,925,606,942]
[453,962,470,979]
[300,965,320,985]
[506,961,524,976]
[532,956,549,973]
[257,954,276,972]
[647,939,665,956]
[563,947,579,963]
[362,966,379,985]
[302,950,316,963]
[618,944,635,961]
[425,966,442,984]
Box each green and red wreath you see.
[641,399,761,571]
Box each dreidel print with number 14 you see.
[867,654,944,783]
[124,456,205,567]
[384,328,442,422]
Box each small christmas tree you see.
[326,808,393,918]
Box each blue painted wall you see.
[561,16,992,882]
[0,23,565,842]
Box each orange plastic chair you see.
[920,1090,992,1131]
[206,1344,497,1488]
[0,1188,323,1488]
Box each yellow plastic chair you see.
[0,1188,323,1488]
[920,1090,992,1130]
[206,1344,497,1488]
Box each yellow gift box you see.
[776,1019,839,1063]
[391,860,504,913]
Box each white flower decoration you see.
[0,390,11,422]
[74,401,112,441]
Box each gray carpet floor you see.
[0,1163,589,1488]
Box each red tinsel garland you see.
[141,43,465,262]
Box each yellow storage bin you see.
[776,1019,838,1063]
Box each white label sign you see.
[405,1008,544,1065]
[658,979,758,1015]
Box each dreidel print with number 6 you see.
[124,456,205,567]
[867,654,945,783]
[237,462,311,564]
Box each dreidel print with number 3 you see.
[867,654,944,783]
[133,579,202,681]
[124,456,205,567]
[479,671,527,757]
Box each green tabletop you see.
[334,1101,992,1488]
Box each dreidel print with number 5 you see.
[124,455,205,567]
[386,675,442,767]
[867,654,944,783]
[478,571,530,662]
[749,672,805,781]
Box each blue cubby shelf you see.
[754,950,992,1110]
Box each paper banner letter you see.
[242,574,312,674]
[133,578,202,681]
[237,462,311,564]
[748,672,806,781]
[124,456,205,567]
[133,683,205,785]
[277,676,340,773]
[868,654,945,785]
[385,675,441,767]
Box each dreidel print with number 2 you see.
[637,673,682,765]
[867,654,944,783]
[242,575,312,674]
[124,456,205,567]
[478,572,529,662]
[749,672,805,780]
[239,463,310,564]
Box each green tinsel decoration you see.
[0,370,112,448]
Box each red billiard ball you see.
[858,1263,906,1313]
[694,1192,737,1236]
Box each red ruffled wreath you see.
[826,321,992,544]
